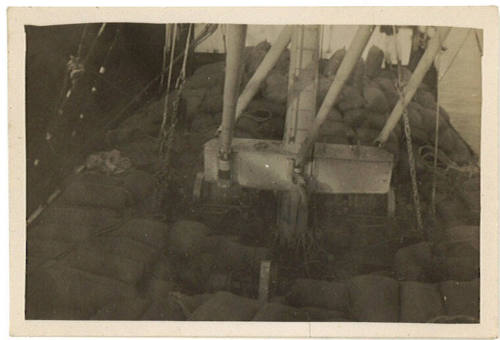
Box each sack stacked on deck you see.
[166,220,270,294]
[26,157,168,319]
[348,274,400,322]
[26,202,122,272]
[252,302,348,321]
[26,260,139,319]
[433,225,480,282]
[235,99,286,140]
[189,291,260,321]
[285,278,350,314]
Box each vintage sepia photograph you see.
[8,6,499,338]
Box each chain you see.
[393,26,424,233]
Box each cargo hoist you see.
[194,25,449,245]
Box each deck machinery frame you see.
[199,25,396,244]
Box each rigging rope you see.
[159,24,173,92]
[431,44,442,219]
[155,24,193,210]
[158,24,178,143]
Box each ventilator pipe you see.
[374,26,451,145]
[235,27,292,120]
[218,24,247,187]
[295,26,375,168]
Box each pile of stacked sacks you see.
[261,45,474,166]
[26,127,167,319]
[181,41,475,169]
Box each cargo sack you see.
[172,253,215,292]
[27,222,99,244]
[63,171,122,187]
[189,291,259,321]
[449,138,473,165]
[348,274,400,322]
[383,132,400,158]
[321,224,352,255]
[58,242,145,285]
[343,108,368,129]
[320,110,347,136]
[436,198,470,227]
[438,225,479,253]
[246,99,287,118]
[151,254,176,281]
[460,175,481,213]
[320,121,348,140]
[444,224,479,248]
[145,278,178,299]
[38,204,121,229]
[337,86,366,112]
[435,256,479,282]
[301,307,349,321]
[349,59,365,90]
[59,180,132,211]
[355,127,378,145]
[419,107,450,133]
[200,235,270,275]
[406,103,424,130]
[26,262,137,319]
[107,218,169,249]
[365,46,384,79]
[252,303,310,321]
[415,88,437,110]
[394,242,433,281]
[374,77,398,108]
[349,224,388,251]
[119,169,157,203]
[90,235,160,268]
[26,239,74,272]
[323,48,346,77]
[263,71,288,104]
[340,244,396,275]
[286,278,349,312]
[177,293,214,314]
[365,112,388,131]
[256,116,285,139]
[363,86,389,114]
[439,279,479,320]
[435,127,457,154]
[117,138,159,170]
[168,220,211,259]
[460,182,480,213]
[141,297,187,320]
[244,41,271,77]
[191,112,219,133]
[204,84,224,114]
[90,297,151,320]
[318,76,333,102]
[187,62,226,89]
[105,126,150,147]
[400,281,444,322]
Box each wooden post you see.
[278,25,320,245]
[258,260,271,304]
[295,25,375,168]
